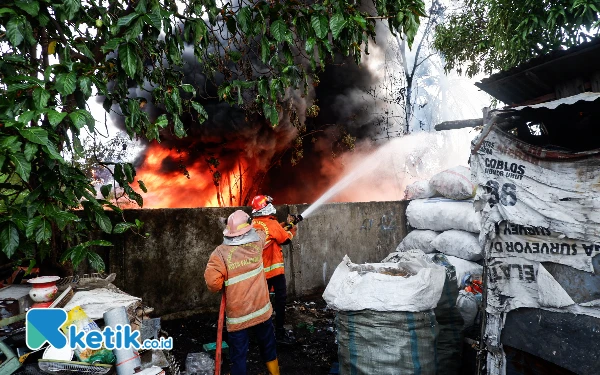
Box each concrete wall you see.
[108,201,408,317]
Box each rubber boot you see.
[266,358,280,375]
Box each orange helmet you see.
[251,195,273,212]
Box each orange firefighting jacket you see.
[204,230,273,332]
[252,216,297,279]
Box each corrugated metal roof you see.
[511,92,600,111]
[475,38,600,105]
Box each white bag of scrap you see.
[323,251,446,312]
[439,255,483,288]
[407,198,480,233]
[430,166,476,200]
[405,180,437,200]
[396,230,440,253]
[431,230,482,261]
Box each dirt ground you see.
[162,295,338,375]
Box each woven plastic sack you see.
[407,198,480,233]
[430,166,475,200]
[396,230,440,253]
[430,254,464,375]
[336,309,437,375]
[431,230,482,261]
[405,180,437,200]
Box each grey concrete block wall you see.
[107,201,408,317]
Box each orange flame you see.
[132,142,250,208]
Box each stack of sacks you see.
[391,166,484,286]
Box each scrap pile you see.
[322,165,487,374]
[388,166,485,329]
[0,273,177,375]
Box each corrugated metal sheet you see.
[511,92,600,111]
[476,39,600,105]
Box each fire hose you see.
[215,292,226,375]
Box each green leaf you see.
[26,217,42,239]
[270,20,289,43]
[16,0,40,16]
[101,38,123,53]
[311,14,329,39]
[19,128,48,145]
[237,7,252,33]
[35,219,52,244]
[118,43,139,77]
[124,163,135,183]
[32,88,51,109]
[6,16,25,46]
[48,110,67,127]
[100,184,113,198]
[118,12,140,27]
[258,79,268,98]
[62,0,80,20]
[305,37,316,54]
[155,114,169,128]
[43,143,64,161]
[263,103,279,126]
[138,180,147,193]
[144,13,162,29]
[1,223,19,258]
[52,210,79,230]
[181,84,196,95]
[79,76,92,97]
[95,210,112,233]
[18,111,36,124]
[191,102,208,122]
[113,222,135,234]
[226,17,237,34]
[0,8,17,16]
[330,13,347,39]
[24,143,38,161]
[87,252,106,272]
[9,153,31,181]
[55,72,77,96]
[228,50,242,62]
[173,115,186,137]
[261,38,270,63]
[68,110,86,129]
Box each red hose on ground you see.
[215,292,226,375]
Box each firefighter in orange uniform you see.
[204,210,280,375]
[251,195,298,345]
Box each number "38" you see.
[485,180,517,207]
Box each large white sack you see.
[430,166,475,200]
[407,198,480,233]
[440,255,483,288]
[431,230,482,261]
[396,230,440,253]
[405,180,437,200]
[323,251,446,312]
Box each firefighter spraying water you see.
[251,195,302,345]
